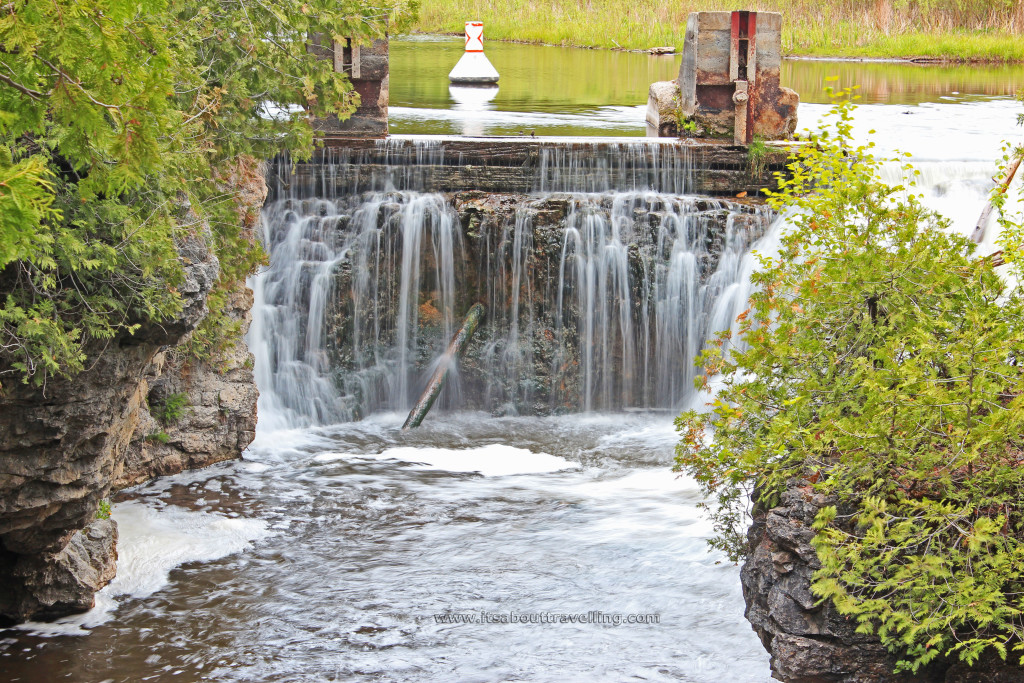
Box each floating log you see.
[971,154,1022,244]
[401,303,486,430]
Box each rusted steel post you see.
[730,10,755,144]
[401,303,486,430]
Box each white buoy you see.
[448,21,499,84]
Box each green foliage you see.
[747,136,769,180]
[991,89,1024,267]
[152,392,189,426]
[675,88,1024,672]
[0,0,416,389]
[413,0,1024,61]
[146,431,170,444]
[95,499,111,520]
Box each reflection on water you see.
[783,59,1024,105]
[448,84,500,136]
[390,35,1024,136]
[391,35,679,136]
[392,35,679,114]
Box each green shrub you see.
[145,431,170,444]
[152,392,189,426]
[747,136,769,181]
[675,88,1024,673]
[0,0,417,390]
[95,499,111,520]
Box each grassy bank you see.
[412,0,1024,62]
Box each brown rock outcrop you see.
[116,285,259,488]
[0,229,217,622]
[742,481,1024,682]
[0,519,117,621]
[0,158,267,623]
[0,227,219,562]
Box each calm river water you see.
[0,37,1020,683]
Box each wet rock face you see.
[116,285,259,489]
[0,158,266,623]
[0,519,117,623]
[741,483,1024,683]
[322,190,770,416]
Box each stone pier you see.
[646,11,799,143]
[309,34,390,138]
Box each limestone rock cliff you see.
[0,229,218,622]
[742,481,1024,682]
[116,285,259,488]
[0,159,267,623]
[0,519,117,621]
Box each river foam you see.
[16,502,270,636]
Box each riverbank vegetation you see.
[676,89,1024,672]
[0,0,415,389]
[413,0,1024,62]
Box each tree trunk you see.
[401,303,486,430]
[972,155,1022,244]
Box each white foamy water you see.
[315,444,575,477]
[16,502,269,637]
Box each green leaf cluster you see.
[0,0,416,388]
[151,391,189,425]
[675,87,1024,672]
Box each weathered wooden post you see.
[308,33,390,138]
[646,11,799,143]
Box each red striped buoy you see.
[449,21,499,84]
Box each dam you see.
[2,19,1020,683]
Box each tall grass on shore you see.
[413,0,1024,61]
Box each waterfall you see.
[251,140,774,428]
[252,189,463,429]
[534,141,693,194]
[545,193,768,411]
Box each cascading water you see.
[251,140,772,427]
[551,193,765,411]
[252,189,464,429]
[10,47,1024,683]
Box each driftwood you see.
[971,155,1022,244]
[401,303,486,430]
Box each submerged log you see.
[401,303,486,430]
[971,155,1022,244]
